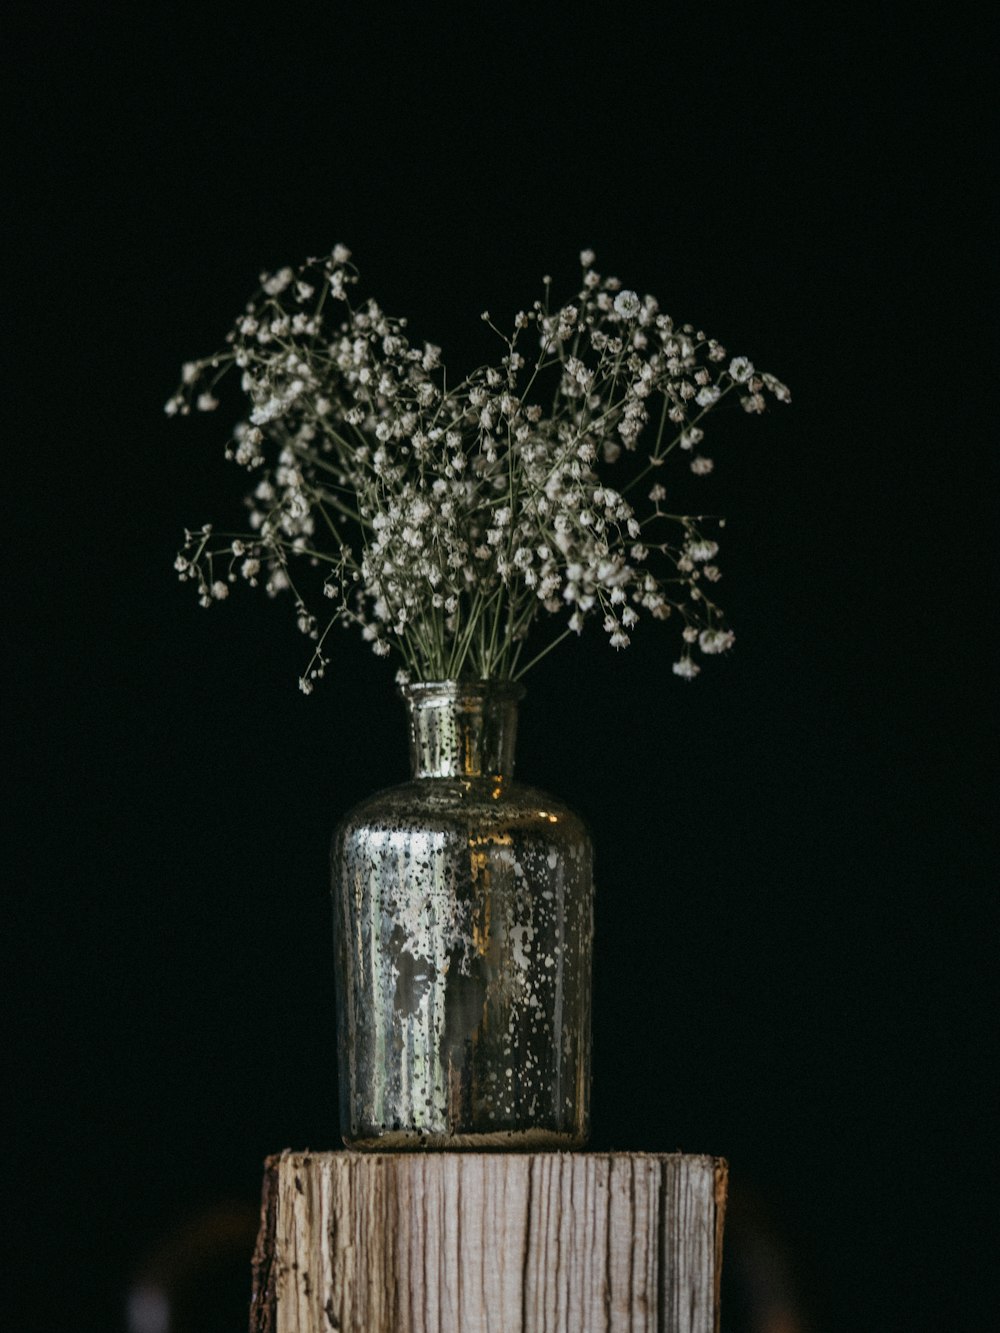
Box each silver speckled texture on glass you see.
[332,681,593,1149]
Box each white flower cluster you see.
[169,247,789,688]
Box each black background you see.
[5,7,994,1331]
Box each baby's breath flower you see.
[613,290,641,320]
[762,372,791,402]
[262,267,294,296]
[686,539,719,562]
[698,628,735,654]
[170,247,787,688]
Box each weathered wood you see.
[251,1150,727,1333]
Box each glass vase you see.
[332,680,593,1149]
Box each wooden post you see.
[251,1150,727,1333]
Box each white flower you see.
[332,244,351,264]
[695,385,721,408]
[729,356,754,383]
[196,392,219,412]
[686,539,719,562]
[211,580,229,600]
[262,267,294,296]
[250,396,283,425]
[672,655,700,679]
[690,456,714,475]
[762,372,791,403]
[698,628,735,654]
[580,248,596,267]
[613,290,641,320]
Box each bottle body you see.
[331,683,593,1148]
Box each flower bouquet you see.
[169,247,789,689]
[169,246,789,1147]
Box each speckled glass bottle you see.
[332,681,593,1149]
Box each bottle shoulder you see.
[334,778,591,842]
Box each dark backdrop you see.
[6,8,994,1332]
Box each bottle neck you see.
[402,681,523,780]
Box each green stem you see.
[512,627,574,681]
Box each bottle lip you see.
[398,678,526,705]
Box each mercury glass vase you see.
[332,680,593,1149]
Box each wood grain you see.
[252,1151,726,1333]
